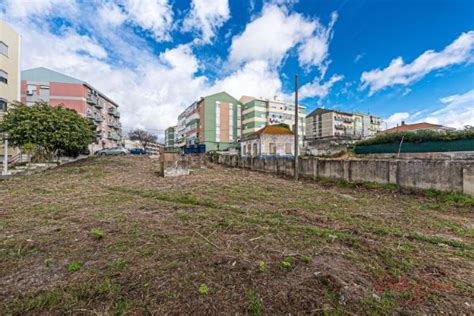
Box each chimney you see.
[401,121,405,125]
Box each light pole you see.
[2,132,8,176]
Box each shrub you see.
[355,128,474,147]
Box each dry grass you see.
[0,156,473,314]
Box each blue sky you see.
[1,0,473,132]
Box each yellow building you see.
[0,19,20,109]
[0,19,20,163]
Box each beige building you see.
[1,19,20,163]
[0,19,20,110]
[241,124,294,158]
[305,108,382,140]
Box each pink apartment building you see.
[20,67,122,152]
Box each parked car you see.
[129,148,146,155]
[95,147,129,156]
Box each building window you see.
[285,143,292,154]
[0,70,7,84]
[253,143,258,156]
[0,98,7,111]
[0,42,7,56]
[269,143,276,155]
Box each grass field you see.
[1,156,473,314]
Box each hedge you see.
[355,129,474,147]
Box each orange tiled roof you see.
[255,124,294,135]
[382,122,445,134]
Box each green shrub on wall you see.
[356,128,474,147]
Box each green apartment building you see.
[165,125,176,149]
[176,92,242,152]
[240,96,306,146]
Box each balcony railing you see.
[86,97,98,105]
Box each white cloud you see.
[384,112,410,128]
[182,0,230,44]
[212,60,283,99]
[98,2,128,27]
[1,0,341,134]
[297,11,337,76]
[424,89,474,129]
[361,31,474,95]
[228,4,316,67]
[354,53,364,63]
[299,74,343,99]
[122,0,173,41]
[384,89,474,129]
[1,0,76,18]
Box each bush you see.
[355,128,474,147]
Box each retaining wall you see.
[213,155,474,197]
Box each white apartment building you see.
[305,108,382,140]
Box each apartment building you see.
[176,91,241,152]
[240,96,306,146]
[20,67,122,151]
[165,125,176,149]
[0,20,21,160]
[305,108,382,139]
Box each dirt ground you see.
[0,156,473,315]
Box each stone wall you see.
[213,155,474,197]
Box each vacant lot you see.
[1,156,473,314]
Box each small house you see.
[241,124,294,158]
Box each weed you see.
[258,260,266,272]
[245,290,262,315]
[67,261,83,272]
[91,228,106,240]
[280,257,295,270]
[114,298,133,315]
[301,255,311,264]
[109,258,128,271]
[408,233,471,249]
[360,291,398,314]
[198,283,209,295]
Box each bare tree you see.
[128,129,157,149]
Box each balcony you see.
[94,116,104,123]
[86,97,98,105]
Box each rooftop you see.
[382,122,455,133]
[255,124,294,135]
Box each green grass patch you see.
[245,290,263,316]
[67,261,83,272]
[91,228,106,240]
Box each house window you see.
[0,98,7,111]
[0,42,7,56]
[243,145,246,155]
[285,143,292,154]
[253,143,258,156]
[247,144,251,155]
[269,143,276,155]
[0,70,7,84]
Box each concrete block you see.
[463,164,474,197]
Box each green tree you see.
[0,101,96,160]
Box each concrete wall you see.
[213,155,474,197]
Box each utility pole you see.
[294,75,299,181]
